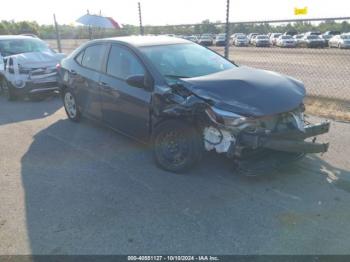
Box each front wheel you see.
[63,88,81,122]
[153,120,203,173]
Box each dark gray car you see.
[58,36,330,173]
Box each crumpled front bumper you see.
[239,121,330,154]
[11,73,59,96]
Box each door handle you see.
[70,69,77,75]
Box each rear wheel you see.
[153,120,203,173]
[63,88,80,122]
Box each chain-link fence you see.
[46,17,350,119]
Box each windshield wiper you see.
[164,74,190,79]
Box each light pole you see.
[224,0,230,59]
[138,2,144,35]
[53,14,62,53]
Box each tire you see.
[62,88,81,122]
[153,120,203,173]
[0,78,17,101]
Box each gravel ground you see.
[1,96,350,255]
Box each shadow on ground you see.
[20,118,350,254]
[0,94,62,126]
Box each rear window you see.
[81,44,106,71]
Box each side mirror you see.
[126,74,146,89]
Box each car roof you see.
[101,35,191,47]
[0,35,37,40]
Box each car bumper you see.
[256,42,270,47]
[199,41,213,46]
[215,41,226,46]
[340,43,350,48]
[238,121,330,155]
[281,43,296,47]
[307,42,324,48]
[235,42,248,46]
[12,76,59,96]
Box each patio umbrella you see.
[76,14,122,29]
[76,14,123,39]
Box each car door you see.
[71,44,108,119]
[99,44,152,141]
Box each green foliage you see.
[0,19,349,39]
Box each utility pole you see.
[53,14,62,53]
[138,2,144,35]
[224,0,230,58]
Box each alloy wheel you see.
[64,92,77,119]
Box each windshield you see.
[237,36,246,39]
[140,43,236,81]
[282,36,292,39]
[257,36,268,39]
[341,35,350,39]
[0,38,50,56]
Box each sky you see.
[0,0,349,26]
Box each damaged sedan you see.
[0,35,65,100]
[58,36,330,173]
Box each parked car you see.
[269,33,282,46]
[198,35,213,46]
[293,34,304,47]
[247,33,258,44]
[328,34,350,49]
[304,31,321,37]
[0,35,65,101]
[234,35,249,47]
[254,35,270,47]
[284,30,298,37]
[230,33,245,42]
[322,31,341,46]
[299,35,325,48]
[183,35,198,43]
[215,34,227,46]
[276,35,297,48]
[58,36,330,173]
[250,35,258,45]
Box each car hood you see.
[181,66,306,117]
[5,51,65,69]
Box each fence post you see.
[138,2,144,35]
[224,0,230,59]
[53,14,62,53]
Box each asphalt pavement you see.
[1,96,350,254]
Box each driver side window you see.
[106,45,145,80]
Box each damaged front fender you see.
[151,83,210,120]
